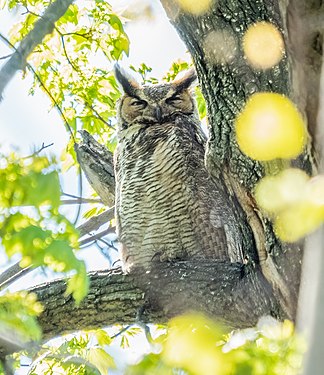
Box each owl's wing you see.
[209,207,243,263]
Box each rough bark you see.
[75,131,115,207]
[0,260,281,357]
[159,0,315,319]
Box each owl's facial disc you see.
[115,66,198,128]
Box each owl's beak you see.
[154,106,162,123]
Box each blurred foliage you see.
[0,149,89,373]
[127,314,305,375]
[174,0,213,15]
[28,330,116,375]
[0,291,43,342]
[255,168,324,242]
[26,326,148,374]
[0,150,88,303]
[235,20,317,242]
[243,21,285,70]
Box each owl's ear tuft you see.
[173,68,197,92]
[114,64,140,96]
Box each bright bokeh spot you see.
[305,175,324,205]
[255,168,324,242]
[175,0,213,15]
[163,314,226,374]
[255,168,309,213]
[243,22,285,70]
[274,203,324,242]
[203,29,237,64]
[235,92,306,161]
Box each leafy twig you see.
[0,0,75,100]
[110,325,132,340]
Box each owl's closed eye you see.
[114,66,198,127]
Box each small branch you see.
[0,0,75,100]
[84,102,115,129]
[110,325,132,340]
[78,208,115,236]
[0,54,12,61]
[60,198,102,205]
[73,167,83,225]
[78,227,115,247]
[24,142,54,159]
[59,31,80,74]
[0,263,32,290]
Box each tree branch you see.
[60,198,102,205]
[0,260,282,357]
[75,131,115,206]
[0,0,74,100]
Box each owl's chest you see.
[116,124,204,192]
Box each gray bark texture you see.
[32,262,280,341]
[0,0,322,360]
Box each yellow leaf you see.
[87,347,115,375]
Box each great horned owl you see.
[114,66,244,272]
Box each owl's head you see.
[115,66,198,130]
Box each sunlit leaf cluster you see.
[29,329,116,374]
[0,151,88,303]
[127,314,305,375]
[5,0,130,165]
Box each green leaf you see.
[87,347,116,375]
[95,329,112,346]
[22,170,61,208]
[58,4,79,25]
[65,263,89,305]
[108,14,123,32]
[44,239,79,271]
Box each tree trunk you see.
[159,0,318,318]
